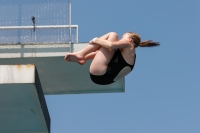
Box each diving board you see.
[0,43,125,95]
[0,65,50,133]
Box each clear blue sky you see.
[45,0,200,133]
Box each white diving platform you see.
[0,65,50,133]
[0,43,125,95]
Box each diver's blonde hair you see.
[126,32,160,47]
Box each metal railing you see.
[0,25,78,43]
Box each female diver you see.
[64,32,160,85]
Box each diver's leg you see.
[64,32,119,64]
[89,34,119,75]
[70,32,115,55]
[74,51,97,65]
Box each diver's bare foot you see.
[78,59,86,65]
[64,53,85,65]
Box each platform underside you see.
[0,43,125,95]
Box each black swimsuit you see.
[90,49,136,85]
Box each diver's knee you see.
[109,32,118,37]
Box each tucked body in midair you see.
[64,32,159,85]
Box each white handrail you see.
[0,25,78,29]
[0,25,79,43]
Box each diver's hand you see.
[89,37,98,44]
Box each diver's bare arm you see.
[90,38,130,50]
